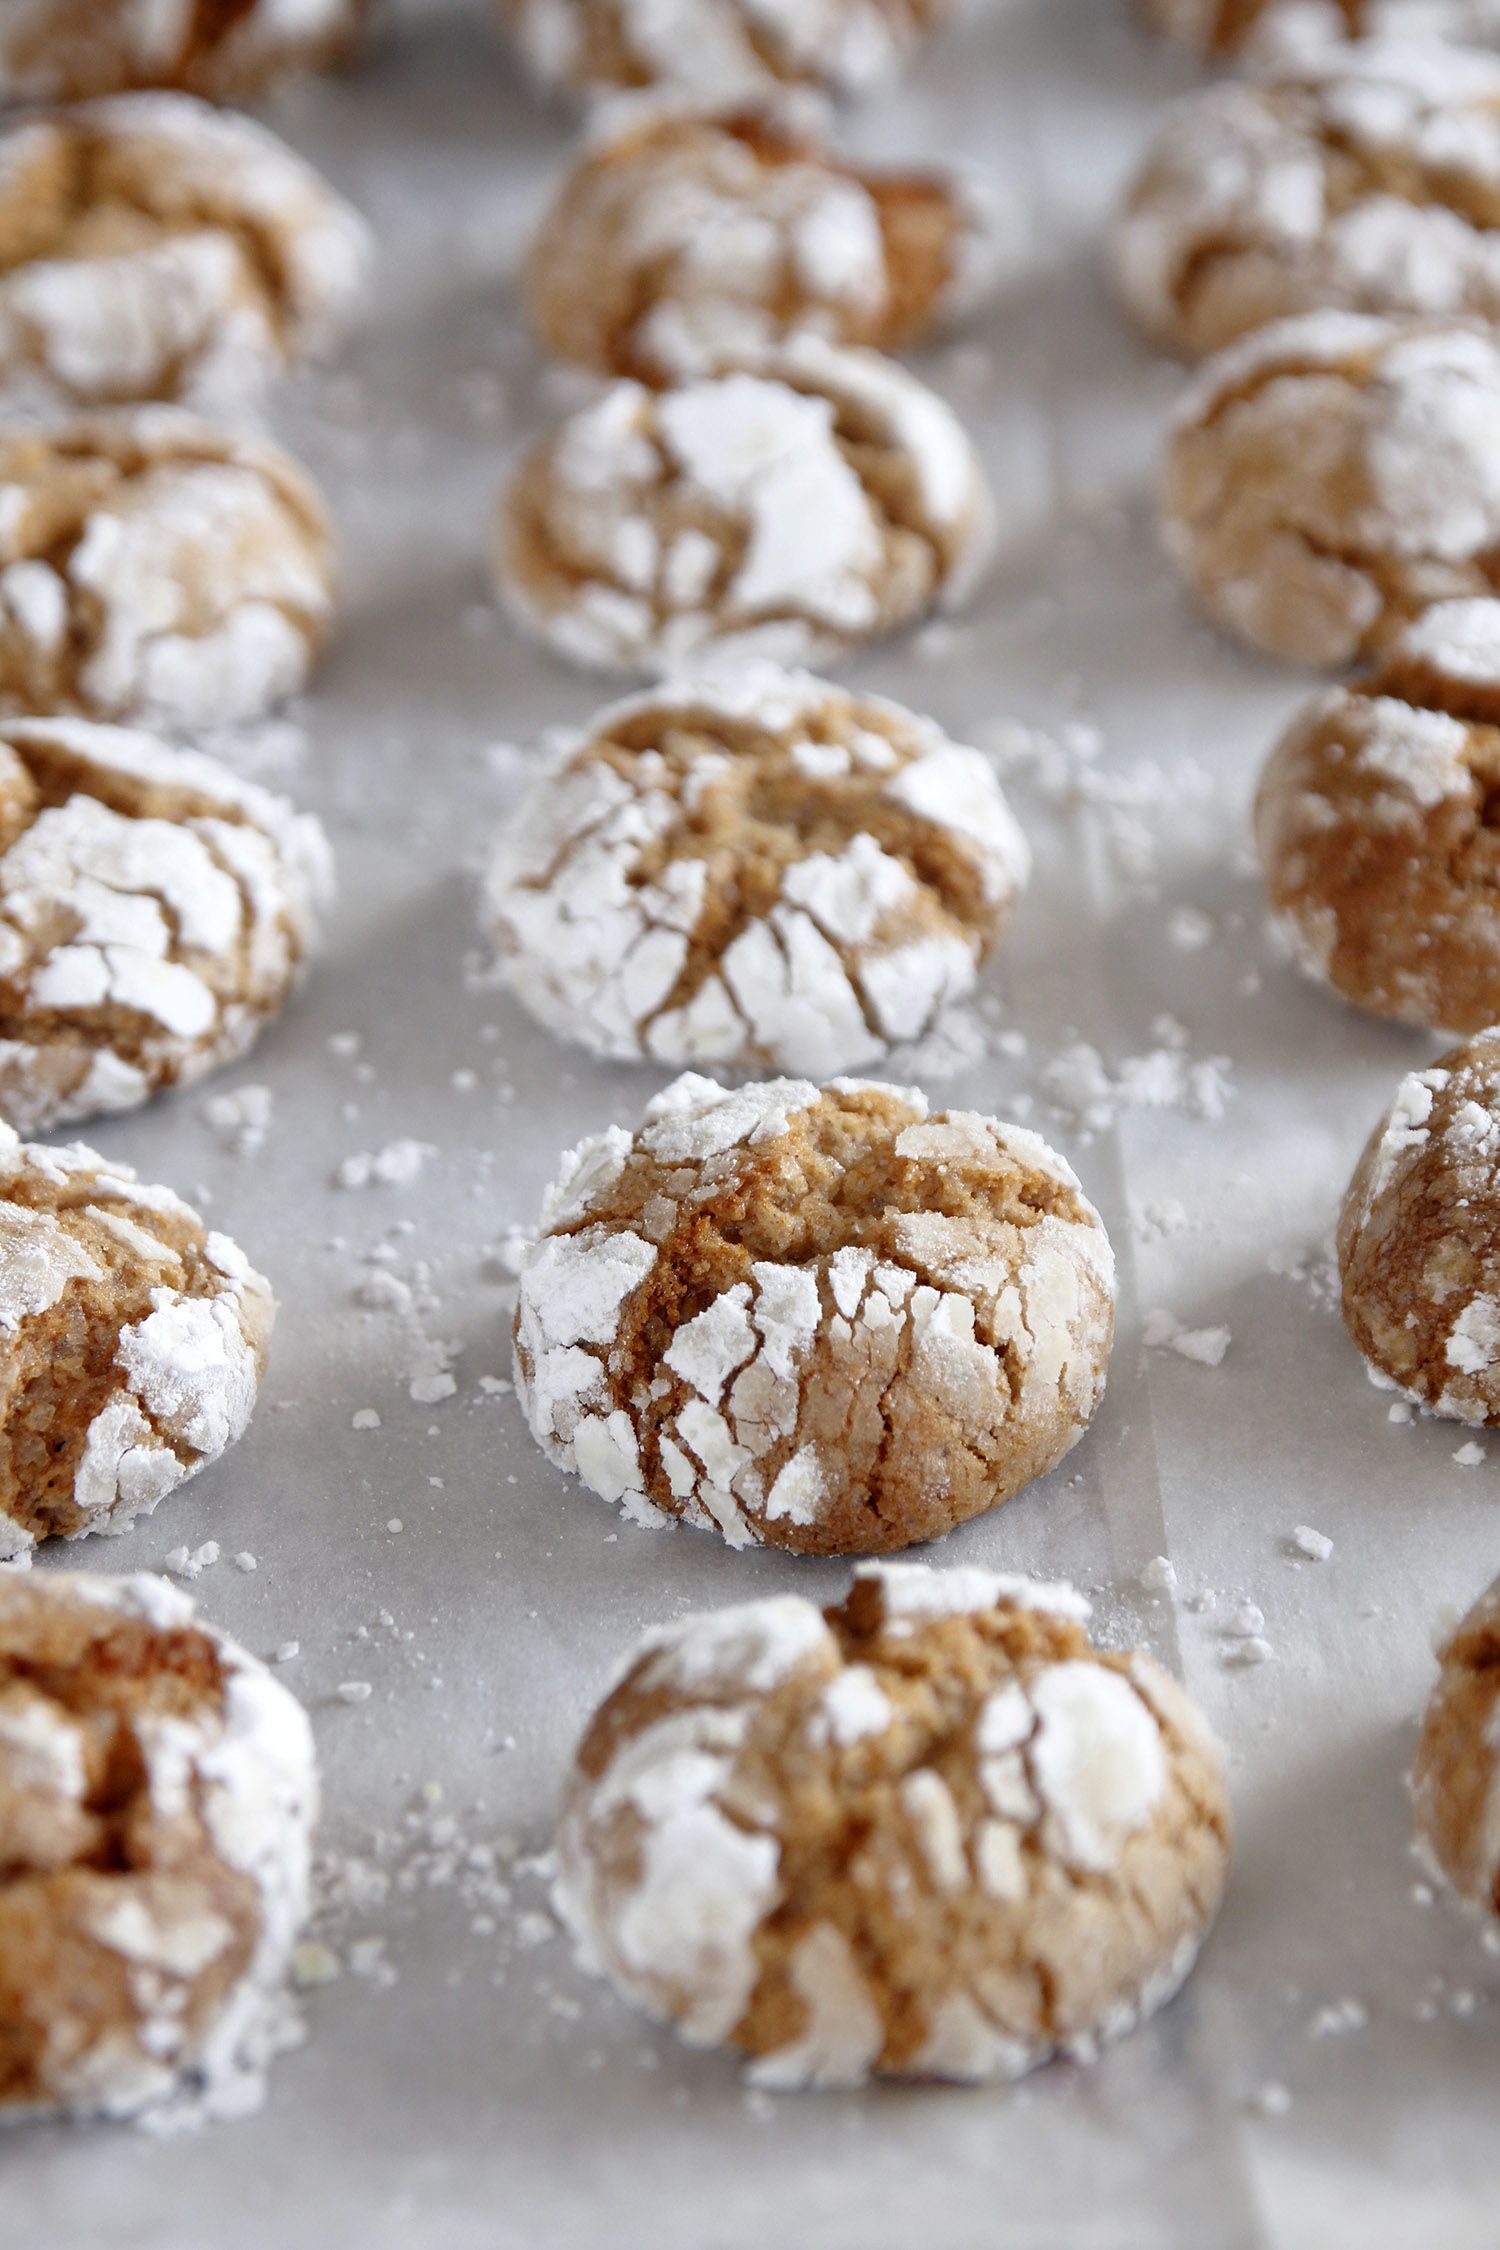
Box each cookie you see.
[554,1563,1230,2086]
[0,715,333,1131]
[494,340,994,676]
[0,0,366,104]
[1138,0,1500,54]
[1413,1573,1500,1925]
[1161,312,1500,668]
[514,1073,1115,1555]
[0,1125,273,1559]
[503,0,955,103]
[0,95,370,417]
[526,96,1006,385]
[1117,47,1500,361]
[1256,600,1500,1031]
[1338,1028,1500,1421]
[0,408,334,728]
[0,1569,315,2121]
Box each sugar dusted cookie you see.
[527,97,1007,385]
[554,1563,1230,2085]
[494,340,994,676]
[504,0,956,103]
[0,716,332,1131]
[0,1127,272,1558]
[1161,313,1500,668]
[0,95,370,417]
[0,1570,315,2121]
[1138,0,1500,56]
[1339,1029,1500,1421]
[1413,1572,1500,1925]
[0,409,334,728]
[486,669,1029,1075]
[0,0,366,104]
[1256,601,1500,1031]
[1117,47,1500,361]
[514,1074,1115,1555]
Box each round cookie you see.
[526,97,1007,385]
[503,0,955,103]
[486,669,1029,1076]
[1256,600,1500,1031]
[554,1562,1231,2086]
[0,1125,273,1559]
[0,715,333,1131]
[1338,1028,1500,1421]
[1161,312,1500,668]
[1117,47,1500,361]
[0,95,370,417]
[494,339,994,676]
[1413,1572,1500,1924]
[0,0,366,104]
[0,1569,316,2122]
[0,408,334,728]
[514,1073,1115,1555]
[1138,0,1500,56]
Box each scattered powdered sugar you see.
[1144,1309,1232,1367]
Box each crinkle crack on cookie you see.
[514,1074,1115,1555]
[0,408,335,728]
[554,1564,1231,2086]
[494,339,994,676]
[502,0,957,103]
[526,95,1010,384]
[1137,0,1500,57]
[0,0,368,104]
[1161,312,1500,668]
[0,1570,316,2123]
[0,94,371,417]
[0,715,332,1131]
[1117,45,1500,361]
[486,668,1030,1076]
[1256,599,1500,1031]
[1339,1026,1500,1421]
[0,1126,272,1560]
[1413,1572,1500,1925]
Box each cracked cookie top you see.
[526,96,1005,385]
[514,1073,1116,1556]
[0,1569,316,2120]
[1256,600,1500,1031]
[0,0,367,104]
[0,715,333,1132]
[1138,0,1500,55]
[0,94,371,416]
[0,1123,274,1557]
[0,407,335,728]
[1339,1027,1500,1421]
[1413,1571,1500,1924]
[487,669,1029,1076]
[493,339,994,676]
[1161,311,1500,668]
[554,1563,1230,2086]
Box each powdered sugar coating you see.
[494,339,995,677]
[504,0,956,102]
[1139,0,1500,58]
[0,0,365,103]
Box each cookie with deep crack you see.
[554,1563,1230,2085]
[0,1569,316,2121]
[514,1073,1115,1555]
[0,0,367,103]
[0,1126,273,1559]
[1413,1571,1500,1927]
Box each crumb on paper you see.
[1289,1527,1333,1563]
[335,1140,435,1191]
[1145,1309,1232,1367]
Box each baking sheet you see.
[6,5,1500,2245]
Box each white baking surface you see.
[5,6,1500,2246]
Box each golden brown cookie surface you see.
[1413,1573,1500,1923]
[503,0,954,102]
[0,0,366,104]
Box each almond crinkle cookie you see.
[1139,0,1500,57]
[0,715,331,1131]
[514,1074,1115,1555]
[1162,312,1500,668]
[0,1571,315,2122]
[1257,600,1500,1031]
[526,96,1009,385]
[0,94,370,416]
[0,408,334,727]
[486,669,1029,1076]
[494,339,994,676]
[1338,1027,1500,1420]
[554,1564,1231,2087]
[0,1126,271,1559]
[1413,1572,1500,1925]
[0,0,367,104]
[1117,45,1500,362]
